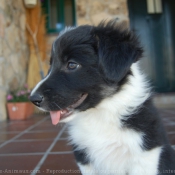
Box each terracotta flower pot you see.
[7,102,34,120]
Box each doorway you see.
[127,0,175,92]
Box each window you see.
[42,0,76,33]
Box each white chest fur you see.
[68,109,161,175]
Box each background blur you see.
[0,0,175,121]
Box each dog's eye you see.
[67,62,80,70]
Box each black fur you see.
[122,99,168,150]
[72,145,89,165]
[93,21,143,83]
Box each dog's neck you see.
[96,62,151,120]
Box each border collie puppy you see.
[30,21,175,175]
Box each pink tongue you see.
[50,111,61,125]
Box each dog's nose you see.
[30,94,43,107]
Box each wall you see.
[76,0,129,26]
[0,0,29,120]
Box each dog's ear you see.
[92,21,143,83]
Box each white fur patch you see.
[66,62,161,175]
[30,70,52,96]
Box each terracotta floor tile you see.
[164,109,175,113]
[51,140,72,152]
[164,122,175,127]
[0,155,42,175]
[16,132,58,140]
[0,133,17,141]
[60,129,69,139]
[168,134,175,145]
[41,119,65,128]
[0,123,33,132]
[164,125,175,133]
[8,120,36,125]
[37,154,81,175]
[6,114,48,126]
[161,112,175,119]
[0,140,52,154]
[0,122,10,128]
[164,116,175,122]
[30,123,64,132]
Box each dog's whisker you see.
[52,94,80,100]
[52,102,62,110]
[50,102,55,111]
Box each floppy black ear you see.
[93,21,143,83]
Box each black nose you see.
[30,94,43,107]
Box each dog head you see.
[30,21,143,125]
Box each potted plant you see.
[6,84,34,120]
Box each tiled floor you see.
[0,109,174,175]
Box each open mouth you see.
[50,93,88,125]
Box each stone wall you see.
[0,0,29,120]
[76,0,129,26]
